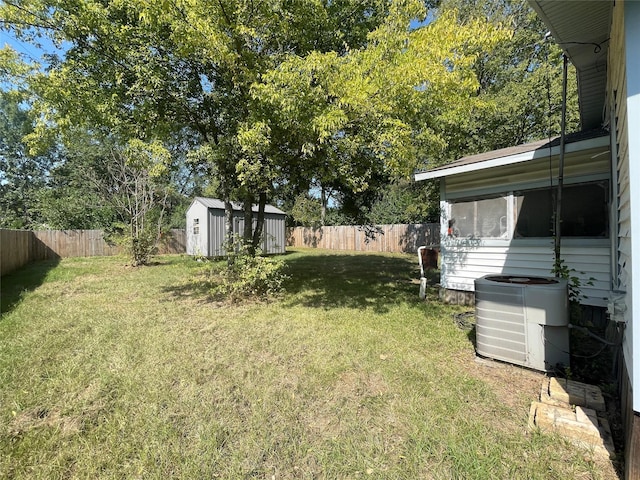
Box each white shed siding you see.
[186,200,209,256]
[441,241,611,307]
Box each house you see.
[415,129,611,307]
[416,1,639,475]
[186,197,286,257]
[529,2,640,474]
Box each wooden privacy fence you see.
[2,225,436,276]
[1,229,186,277]
[287,223,440,253]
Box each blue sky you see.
[1,30,52,64]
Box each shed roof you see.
[413,129,609,181]
[192,197,286,215]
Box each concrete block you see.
[439,288,476,306]
[540,377,606,412]
[529,400,615,458]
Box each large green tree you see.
[1,0,401,253]
[436,0,580,160]
[1,0,521,237]
[334,0,580,226]
[0,90,53,229]
[248,7,508,221]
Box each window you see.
[449,196,508,239]
[515,182,608,238]
[447,181,609,240]
[193,218,200,235]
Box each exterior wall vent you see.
[474,275,569,372]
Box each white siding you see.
[186,200,209,256]
[441,239,611,307]
[623,0,640,412]
[608,0,640,412]
[445,147,610,199]
[610,0,632,395]
[439,142,612,308]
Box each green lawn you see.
[0,249,618,479]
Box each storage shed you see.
[186,197,286,257]
[414,130,612,307]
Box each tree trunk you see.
[243,195,254,254]
[224,199,234,265]
[252,192,267,254]
[321,186,327,226]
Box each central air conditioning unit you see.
[474,275,569,372]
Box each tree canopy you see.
[0,0,576,236]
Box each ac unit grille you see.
[474,275,569,371]
[476,286,527,365]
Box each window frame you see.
[446,180,610,241]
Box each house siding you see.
[611,0,633,391]
[609,0,640,418]
[441,240,610,307]
[445,150,609,199]
[624,0,640,415]
[439,146,612,308]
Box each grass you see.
[0,249,619,479]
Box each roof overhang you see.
[528,0,613,130]
[414,134,609,181]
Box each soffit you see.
[528,1,613,130]
[414,130,609,181]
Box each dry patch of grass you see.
[0,250,620,479]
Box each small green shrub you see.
[209,245,288,302]
[104,222,160,267]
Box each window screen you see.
[450,196,508,238]
[514,182,608,238]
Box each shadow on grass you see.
[450,310,477,349]
[160,277,213,302]
[158,258,216,302]
[1,259,61,315]
[281,253,435,313]
[160,252,439,313]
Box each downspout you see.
[554,54,568,275]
